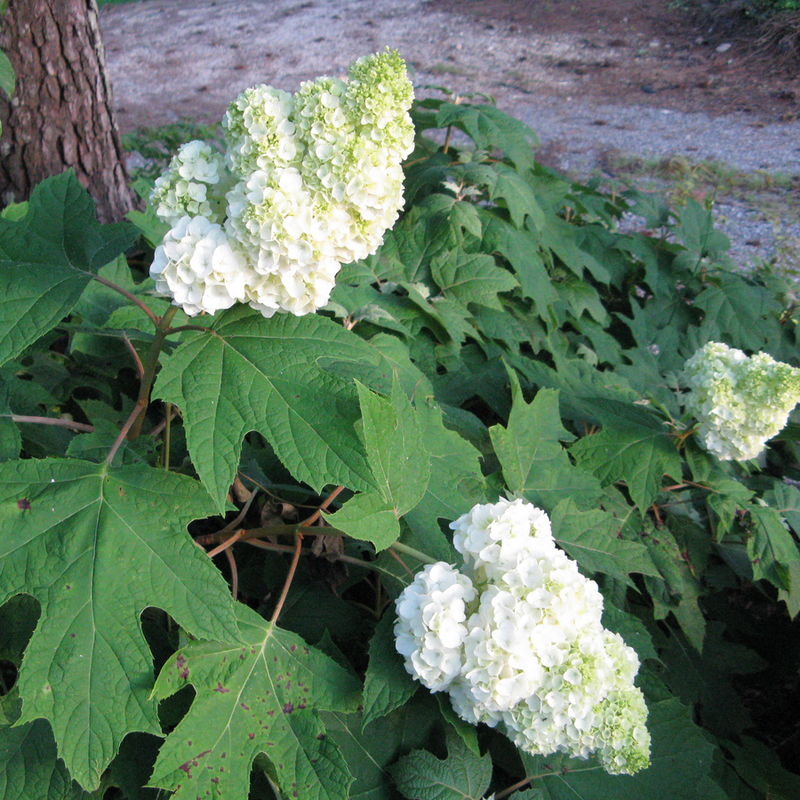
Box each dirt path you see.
[100,0,800,128]
[99,0,800,268]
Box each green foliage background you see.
[1,94,800,800]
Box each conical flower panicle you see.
[682,342,800,461]
[394,498,651,776]
[149,50,414,318]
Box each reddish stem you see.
[225,548,239,600]
[270,532,304,625]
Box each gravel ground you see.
[510,100,800,273]
[101,0,800,274]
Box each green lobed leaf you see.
[149,604,360,800]
[539,216,611,283]
[557,276,608,325]
[390,730,492,800]
[695,275,782,354]
[0,172,137,368]
[747,503,800,592]
[401,398,486,555]
[724,736,800,800]
[400,281,475,345]
[431,250,518,310]
[454,162,545,230]
[0,458,240,789]
[356,377,432,517]
[327,375,433,551]
[766,483,800,535]
[326,491,400,551]
[154,306,381,511]
[763,483,800,614]
[642,524,706,651]
[0,718,97,800]
[569,400,682,511]
[551,499,660,587]
[433,103,538,171]
[480,216,557,313]
[380,199,453,284]
[361,611,418,729]
[322,693,442,800]
[705,478,754,541]
[447,200,483,240]
[674,198,732,258]
[516,356,640,428]
[489,376,603,512]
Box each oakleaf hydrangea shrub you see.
[682,341,800,461]
[5,48,800,800]
[395,498,651,776]
[149,49,414,317]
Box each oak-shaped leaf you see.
[0,458,240,790]
[400,398,485,557]
[0,172,137,367]
[362,612,418,729]
[434,103,538,171]
[326,377,430,551]
[0,717,98,800]
[551,500,659,588]
[149,604,361,800]
[747,503,800,593]
[154,306,381,511]
[569,399,682,511]
[321,693,443,800]
[430,250,519,311]
[389,729,491,800]
[489,376,603,512]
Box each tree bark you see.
[0,0,137,223]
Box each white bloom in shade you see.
[682,341,800,461]
[151,141,227,226]
[150,50,414,318]
[451,497,555,585]
[395,499,651,776]
[150,216,252,316]
[394,562,477,692]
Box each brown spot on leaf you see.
[17,498,30,510]
[214,683,229,693]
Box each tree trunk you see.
[0,0,137,223]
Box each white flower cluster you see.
[682,342,800,461]
[394,498,651,776]
[149,50,415,317]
